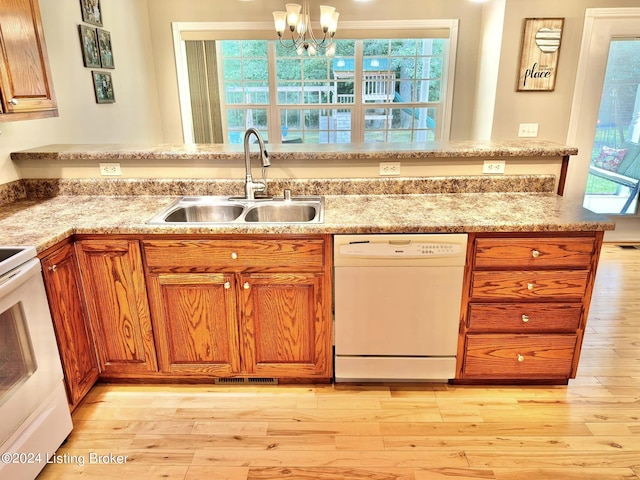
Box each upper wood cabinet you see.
[40,241,99,410]
[0,0,57,119]
[76,239,158,378]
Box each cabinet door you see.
[76,240,158,376]
[41,243,98,410]
[239,273,331,379]
[0,0,57,117]
[147,273,242,376]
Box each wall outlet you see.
[518,123,539,137]
[483,160,506,174]
[99,162,121,176]
[379,161,401,176]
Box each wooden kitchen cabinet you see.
[146,272,242,376]
[76,239,158,378]
[143,236,333,381]
[239,272,329,378]
[0,0,58,120]
[40,241,99,410]
[456,232,603,384]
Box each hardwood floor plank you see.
[492,468,638,480]
[466,450,640,468]
[185,466,248,480]
[246,467,418,480]
[190,449,469,468]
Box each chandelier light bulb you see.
[319,5,336,31]
[272,11,287,34]
[328,12,339,35]
[285,3,301,30]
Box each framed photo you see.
[516,18,564,91]
[92,71,115,104]
[78,25,100,68]
[80,0,103,27]
[97,29,114,69]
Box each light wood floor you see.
[38,243,640,480]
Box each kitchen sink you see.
[244,203,318,223]
[164,203,245,223]
[147,196,324,225]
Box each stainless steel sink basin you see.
[244,203,318,223]
[147,196,324,225]
[164,204,244,223]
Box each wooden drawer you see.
[143,238,326,272]
[474,237,595,269]
[462,334,577,379]
[471,270,589,300]
[467,303,582,333]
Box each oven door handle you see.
[0,258,41,294]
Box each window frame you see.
[172,19,459,144]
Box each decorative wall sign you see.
[92,71,115,103]
[97,29,114,69]
[80,0,102,27]
[79,25,101,68]
[517,18,564,91]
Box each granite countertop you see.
[0,188,614,254]
[11,140,578,162]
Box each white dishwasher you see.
[333,233,468,382]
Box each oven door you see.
[0,258,63,445]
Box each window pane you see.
[281,108,351,144]
[226,108,268,144]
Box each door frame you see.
[566,8,640,222]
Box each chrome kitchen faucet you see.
[242,128,270,199]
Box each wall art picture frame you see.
[92,71,115,104]
[516,18,564,92]
[80,0,103,27]
[78,25,101,68]
[96,29,114,69]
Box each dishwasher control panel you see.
[334,234,468,267]
[340,241,461,258]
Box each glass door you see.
[583,38,640,215]
[0,304,37,407]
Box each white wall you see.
[0,0,163,184]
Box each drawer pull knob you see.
[522,314,529,323]
[517,354,525,362]
[224,281,231,289]
[243,282,250,290]
[527,282,534,291]
[48,264,57,272]
[9,98,18,105]
[231,252,238,259]
[531,249,540,258]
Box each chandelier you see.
[272,2,339,56]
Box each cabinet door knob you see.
[527,282,534,291]
[243,282,250,290]
[521,314,529,323]
[48,264,57,272]
[531,249,540,258]
[9,98,18,105]
[224,281,231,289]
[517,354,525,362]
[231,252,238,259]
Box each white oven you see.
[0,246,72,480]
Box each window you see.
[174,21,458,144]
